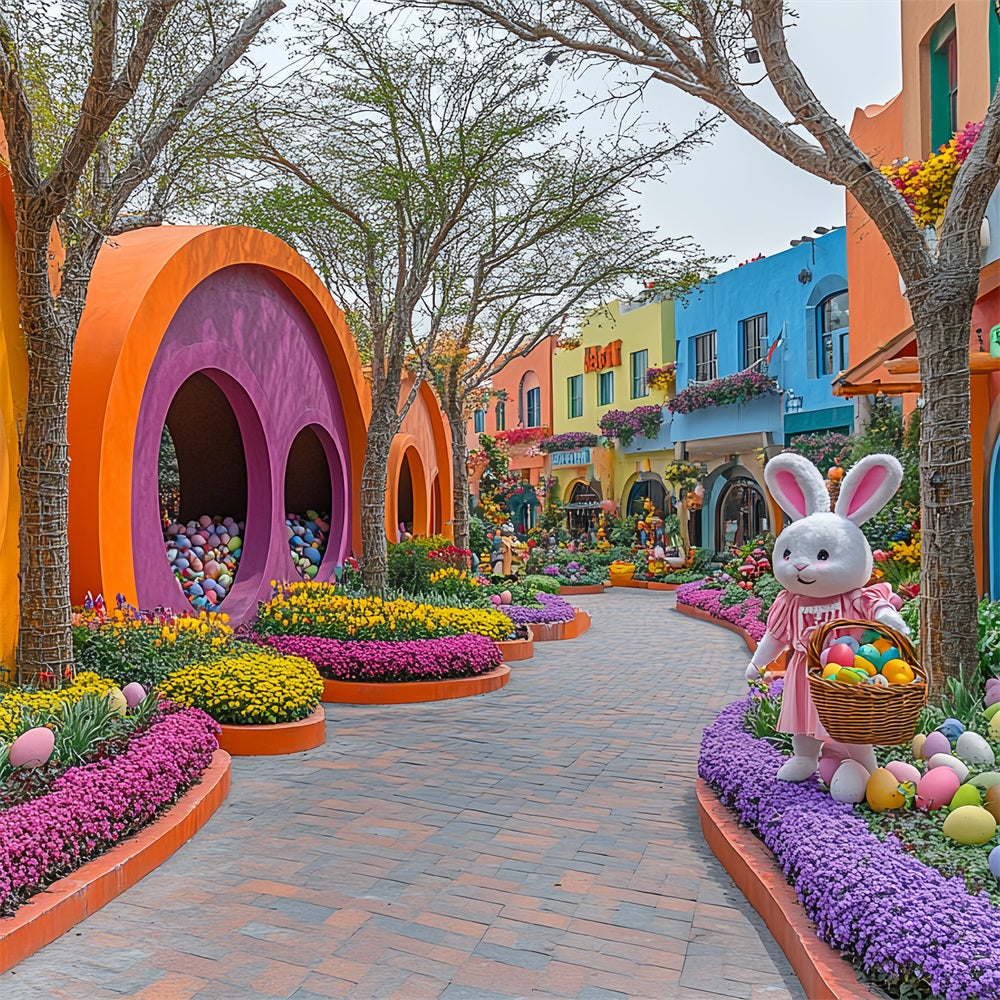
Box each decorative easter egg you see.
[204,589,218,605]
[230,548,241,560]
[990,713,1000,741]
[304,564,318,579]
[949,784,982,809]
[938,718,966,743]
[911,733,926,759]
[860,629,882,644]
[817,753,842,787]
[190,533,207,547]
[198,515,213,528]
[203,560,220,580]
[821,663,840,680]
[9,726,55,768]
[955,731,995,767]
[920,731,951,759]
[871,638,894,655]
[499,590,512,604]
[881,659,915,685]
[824,643,857,668]
[829,760,870,803]
[885,760,921,785]
[985,702,1000,721]
[856,643,881,665]
[927,753,969,783]
[227,536,242,553]
[305,547,321,564]
[836,636,861,653]
[942,805,997,845]
[490,594,502,605]
[852,656,877,677]
[877,646,900,667]
[188,582,204,597]
[990,845,1000,879]
[970,771,1000,790]
[915,766,960,810]
[218,574,232,588]
[207,534,221,548]
[174,557,189,571]
[835,667,868,685]
[167,549,178,563]
[122,682,147,708]
[106,687,128,716]
[986,785,1000,823]
[869,674,890,687]
[866,768,906,812]
[985,677,1000,707]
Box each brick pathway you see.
[3,591,806,1000]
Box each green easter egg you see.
[949,784,983,809]
[861,629,882,644]
[985,702,1000,722]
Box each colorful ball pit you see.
[285,511,328,579]
[165,515,245,608]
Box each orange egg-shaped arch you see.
[68,226,369,620]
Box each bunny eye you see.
[782,548,790,560]
[817,549,830,561]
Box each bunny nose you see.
[794,562,808,572]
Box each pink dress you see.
[767,584,898,738]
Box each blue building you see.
[671,228,854,552]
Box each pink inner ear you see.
[774,469,807,518]
[846,466,888,517]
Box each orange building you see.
[838,0,1000,596]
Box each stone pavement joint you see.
[2,591,806,999]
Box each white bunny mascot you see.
[745,453,910,782]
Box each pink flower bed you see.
[263,634,502,682]
[676,579,767,641]
[0,704,219,916]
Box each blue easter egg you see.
[857,643,881,665]
[938,718,966,743]
[305,547,321,564]
[989,845,1000,879]
[174,557,189,571]
[878,646,900,667]
[835,636,860,653]
[188,583,204,597]
[231,548,241,559]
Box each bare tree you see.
[427,0,1000,691]
[0,0,282,680]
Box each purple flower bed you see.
[263,634,502,682]
[498,592,576,625]
[676,579,767,640]
[700,691,1000,1000]
[0,704,219,916]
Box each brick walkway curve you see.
[3,590,807,1000]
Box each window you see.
[630,349,649,399]
[598,370,614,406]
[525,386,541,427]
[930,13,958,151]
[474,409,485,433]
[693,331,717,382]
[567,375,583,419]
[741,314,767,369]
[818,291,849,376]
[495,400,505,431]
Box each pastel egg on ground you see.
[949,783,983,809]
[970,771,1000,790]
[942,805,997,845]
[986,785,1000,823]
[106,687,128,716]
[955,731,995,767]
[920,730,951,759]
[985,677,1000,707]
[829,760,870,803]
[938,718,965,742]
[989,845,1000,880]
[985,702,1000,721]
[866,768,906,812]
[990,713,1000,741]
[927,753,970,783]
[122,682,147,708]
[915,766,961,810]
[9,726,55,768]
[885,760,922,785]
[818,748,844,787]
[911,733,927,759]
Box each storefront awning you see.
[562,501,603,511]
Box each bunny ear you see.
[763,452,830,521]
[835,454,903,525]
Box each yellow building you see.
[550,296,676,527]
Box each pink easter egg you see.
[817,752,842,787]
[490,594,502,605]
[921,731,951,759]
[885,760,922,785]
[986,678,1000,707]
[825,643,856,669]
[198,515,213,528]
[916,766,960,811]
[500,590,512,605]
[203,560,220,579]
[122,682,147,708]
[9,726,55,768]
[204,589,218,605]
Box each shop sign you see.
[551,448,591,467]
[584,340,622,373]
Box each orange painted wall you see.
[388,376,454,541]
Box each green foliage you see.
[977,598,1000,680]
[784,432,852,475]
[608,514,638,547]
[900,597,920,639]
[519,575,561,594]
[860,501,919,552]
[848,396,920,508]
[753,573,782,610]
[742,684,792,753]
[468,516,490,559]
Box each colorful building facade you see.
[673,230,854,552]
[836,0,1000,595]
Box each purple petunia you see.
[0,705,219,916]
[676,579,767,640]
[263,634,502,682]
[497,592,576,625]
[699,691,1000,1000]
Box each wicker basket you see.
[806,618,926,746]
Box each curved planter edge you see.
[321,664,511,705]
[0,749,232,975]
[696,779,868,1000]
[530,608,591,642]
[674,603,787,674]
[497,631,534,661]
[557,584,606,596]
[217,704,326,756]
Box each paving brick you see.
[3,591,807,999]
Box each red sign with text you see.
[584,340,622,373]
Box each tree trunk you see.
[448,405,471,553]
[14,218,74,683]
[360,387,399,596]
[910,280,980,696]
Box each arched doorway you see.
[625,478,667,518]
[397,452,415,534]
[431,474,442,535]
[715,477,768,550]
[566,480,601,536]
[991,434,1000,599]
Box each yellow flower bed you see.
[0,671,116,739]
[258,583,513,642]
[158,648,323,725]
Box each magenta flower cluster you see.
[0,705,219,916]
[676,579,767,640]
[538,431,599,453]
[264,634,502,682]
[498,592,576,625]
[597,405,663,446]
[668,370,778,414]
[699,690,1000,1000]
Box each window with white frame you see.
[818,291,849,376]
[598,370,614,406]
[742,314,767,369]
[694,331,717,381]
[630,349,649,398]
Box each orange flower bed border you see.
[530,609,591,642]
[217,705,326,756]
[497,633,534,661]
[0,749,231,975]
[557,584,606,595]
[321,664,510,705]
[674,603,786,675]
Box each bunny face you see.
[763,452,903,600]
[773,512,872,597]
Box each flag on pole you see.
[765,326,785,366]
